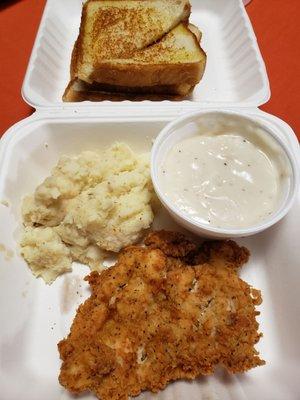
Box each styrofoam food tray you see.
[22,0,270,108]
[0,110,299,400]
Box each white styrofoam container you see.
[1,0,299,400]
[0,112,299,400]
[22,0,270,109]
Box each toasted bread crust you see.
[70,38,80,79]
[79,81,192,95]
[63,79,194,102]
[85,56,205,87]
[70,2,88,79]
[188,23,202,42]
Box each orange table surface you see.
[0,0,299,139]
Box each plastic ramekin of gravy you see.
[151,111,299,238]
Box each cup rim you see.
[151,110,299,236]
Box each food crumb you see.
[60,275,83,314]
[0,244,14,260]
[6,249,14,260]
[0,199,9,207]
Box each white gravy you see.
[159,134,287,229]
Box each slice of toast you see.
[63,78,194,102]
[65,23,206,99]
[63,23,205,101]
[86,23,206,87]
[73,0,191,83]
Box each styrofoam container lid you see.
[21,0,270,111]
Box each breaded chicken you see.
[58,231,264,400]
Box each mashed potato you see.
[20,227,72,284]
[20,143,154,284]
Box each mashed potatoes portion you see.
[20,143,154,284]
[20,227,72,283]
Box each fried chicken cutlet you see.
[58,231,265,400]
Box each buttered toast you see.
[64,0,206,101]
[72,0,191,83]
[77,23,205,88]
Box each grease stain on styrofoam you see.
[0,243,14,261]
[60,274,84,314]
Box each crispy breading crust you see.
[58,231,264,400]
[191,239,250,269]
[145,230,250,268]
[145,229,197,257]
